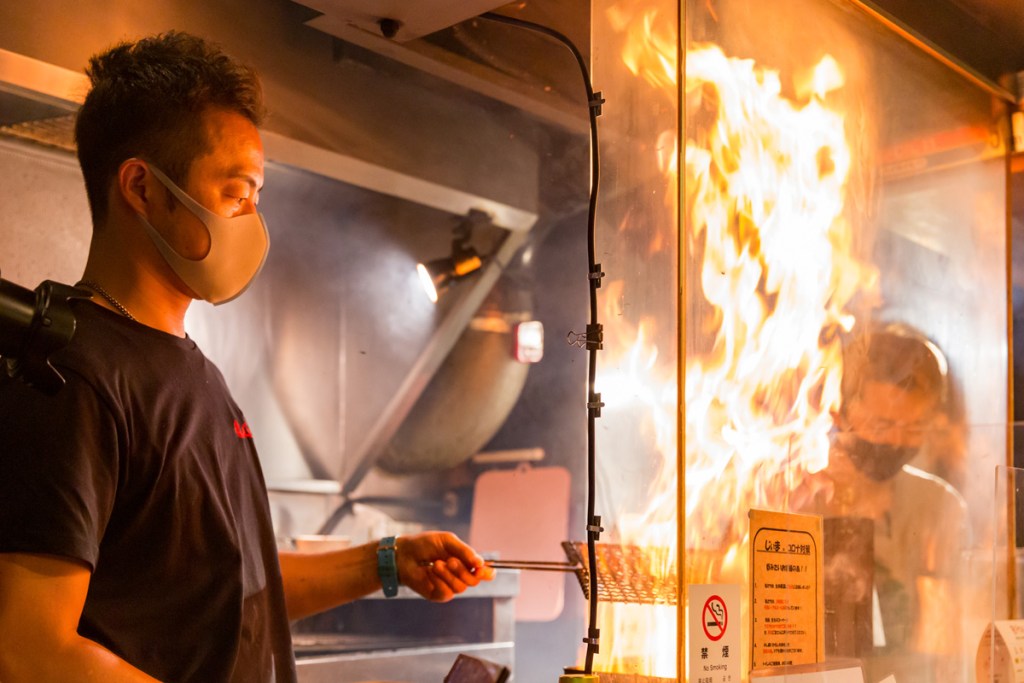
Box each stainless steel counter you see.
[297,642,514,683]
[294,570,519,682]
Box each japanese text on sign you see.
[749,509,824,671]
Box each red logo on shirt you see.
[233,420,253,439]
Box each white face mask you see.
[137,163,269,305]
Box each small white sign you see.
[689,584,741,683]
[977,621,1024,683]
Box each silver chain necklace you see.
[77,280,136,321]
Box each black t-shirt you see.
[0,301,296,682]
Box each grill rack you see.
[561,541,678,606]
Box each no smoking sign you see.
[703,595,728,641]
[688,584,740,682]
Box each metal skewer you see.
[485,560,580,573]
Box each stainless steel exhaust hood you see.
[291,1,589,135]
[0,47,537,232]
[292,0,512,42]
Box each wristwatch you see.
[377,536,399,598]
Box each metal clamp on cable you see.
[566,325,604,350]
[587,392,604,418]
[586,516,604,540]
[377,536,399,598]
[588,263,605,288]
[582,627,601,652]
[589,91,606,117]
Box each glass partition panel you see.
[594,0,1009,681]
[592,0,682,678]
[682,0,1008,680]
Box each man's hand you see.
[396,532,495,602]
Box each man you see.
[810,322,968,682]
[0,32,493,682]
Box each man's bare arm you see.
[279,531,494,621]
[0,553,161,683]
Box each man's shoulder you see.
[896,464,965,503]
[893,464,969,535]
[59,301,202,374]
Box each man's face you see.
[843,379,936,449]
[159,108,265,261]
[837,378,938,480]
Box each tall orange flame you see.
[684,42,866,541]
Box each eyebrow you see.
[223,165,264,192]
[232,177,263,196]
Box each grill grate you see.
[562,541,678,605]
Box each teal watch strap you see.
[377,536,399,598]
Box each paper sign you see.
[749,509,824,670]
[977,620,1024,682]
[689,583,741,682]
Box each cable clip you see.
[566,330,588,348]
[588,263,605,289]
[587,516,604,539]
[566,324,603,350]
[589,91,606,117]
[588,392,604,418]
[582,627,601,652]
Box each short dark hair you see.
[74,31,266,224]
[841,321,948,407]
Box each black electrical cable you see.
[478,12,605,675]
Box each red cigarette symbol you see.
[702,595,727,641]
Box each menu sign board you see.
[749,509,824,670]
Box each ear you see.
[116,158,157,216]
